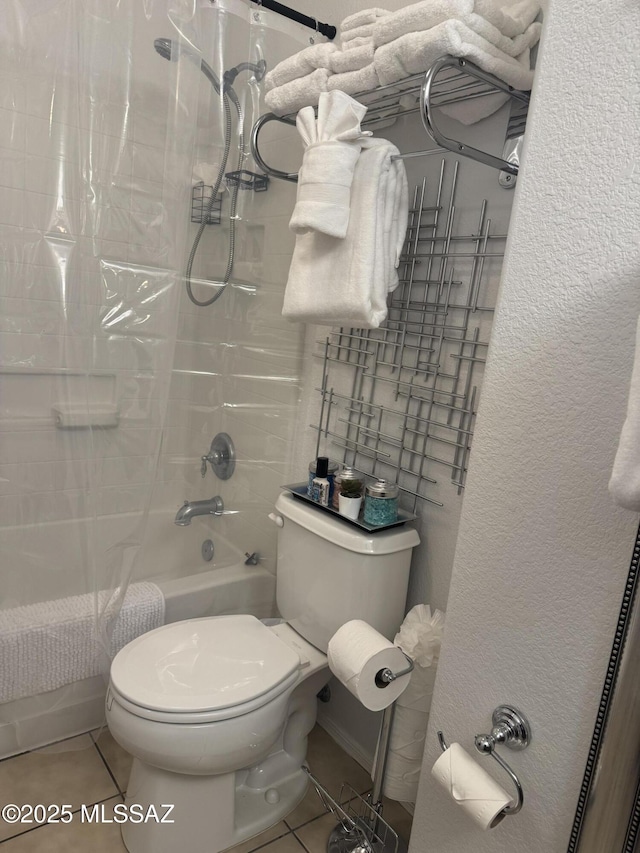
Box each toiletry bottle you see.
[308,458,338,498]
[311,456,331,506]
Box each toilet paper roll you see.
[431,743,513,830]
[327,620,411,712]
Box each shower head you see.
[153,37,174,62]
[153,38,267,94]
[153,37,222,94]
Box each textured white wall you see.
[410,0,640,850]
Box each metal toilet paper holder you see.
[375,650,415,687]
[317,648,416,853]
[437,704,531,817]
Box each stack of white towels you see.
[282,91,407,329]
[265,0,541,124]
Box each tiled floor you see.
[0,726,412,852]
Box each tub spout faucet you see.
[174,496,224,526]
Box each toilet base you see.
[120,756,309,853]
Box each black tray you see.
[282,484,416,533]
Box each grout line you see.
[91,739,125,798]
[243,826,295,852]
[292,834,313,853]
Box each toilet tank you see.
[274,492,420,653]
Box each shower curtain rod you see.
[248,0,337,40]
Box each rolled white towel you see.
[341,8,391,31]
[265,68,330,115]
[374,20,534,90]
[475,0,540,37]
[290,91,370,239]
[265,43,337,92]
[327,63,380,96]
[373,0,542,57]
[341,24,376,44]
[331,42,375,73]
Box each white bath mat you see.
[0,582,165,704]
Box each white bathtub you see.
[0,510,277,758]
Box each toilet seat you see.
[109,614,302,723]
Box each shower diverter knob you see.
[201,433,235,480]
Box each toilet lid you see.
[110,615,301,714]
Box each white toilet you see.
[106,491,419,853]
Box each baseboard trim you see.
[317,710,374,776]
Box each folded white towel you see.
[327,63,380,96]
[343,36,375,51]
[265,68,330,115]
[341,8,391,31]
[283,137,408,329]
[375,0,469,45]
[373,0,542,57]
[475,0,540,37]
[341,24,376,44]
[374,20,534,90]
[331,42,375,73]
[290,91,370,238]
[265,43,337,92]
[610,316,640,511]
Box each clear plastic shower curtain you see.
[0,0,267,754]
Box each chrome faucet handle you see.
[201,433,235,480]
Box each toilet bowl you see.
[107,616,328,853]
[107,491,420,853]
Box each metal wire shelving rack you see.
[251,55,531,182]
[310,159,506,512]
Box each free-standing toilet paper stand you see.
[306,652,416,853]
[437,704,532,821]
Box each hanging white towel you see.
[283,137,408,329]
[374,20,534,90]
[264,68,330,115]
[610,316,640,511]
[264,43,337,91]
[372,0,542,57]
[0,582,165,704]
[290,91,371,239]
